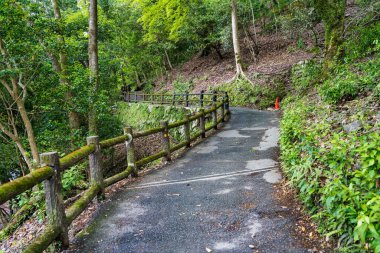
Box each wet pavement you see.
[68,108,309,253]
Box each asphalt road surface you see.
[68,107,309,253]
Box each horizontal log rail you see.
[121,90,229,108]
[0,91,230,253]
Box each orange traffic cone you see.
[275,98,280,110]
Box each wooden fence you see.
[0,91,230,252]
[121,90,229,108]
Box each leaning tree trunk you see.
[314,0,347,73]
[88,0,99,135]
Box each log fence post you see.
[200,90,204,107]
[172,93,176,106]
[200,109,206,138]
[124,127,138,177]
[87,136,105,199]
[185,114,191,147]
[224,91,230,113]
[221,99,225,122]
[40,152,69,248]
[161,121,171,162]
[212,90,217,104]
[212,105,218,130]
[185,92,189,107]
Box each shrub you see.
[291,60,322,94]
[280,98,380,251]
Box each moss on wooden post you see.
[87,136,104,200]
[124,127,137,176]
[212,105,218,130]
[185,114,191,147]
[224,92,230,113]
[40,152,69,248]
[185,92,189,107]
[212,90,217,104]
[221,100,225,122]
[200,109,206,138]
[172,93,176,105]
[200,90,204,107]
[160,121,171,162]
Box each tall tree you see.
[88,0,99,134]
[314,0,347,72]
[50,0,82,131]
[230,0,254,85]
[232,0,243,76]
[0,2,40,167]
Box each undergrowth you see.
[216,78,286,109]
[116,102,198,141]
[281,32,380,251]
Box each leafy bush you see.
[319,57,380,103]
[116,102,197,141]
[217,78,286,109]
[172,77,194,93]
[344,22,380,60]
[61,165,88,198]
[291,60,322,94]
[280,98,380,251]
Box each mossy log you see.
[168,118,188,129]
[60,145,96,170]
[204,107,215,114]
[100,134,131,149]
[0,166,53,205]
[104,166,134,187]
[133,126,165,138]
[22,225,60,253]
[0,202,36,240]
[189,112,203,122]
[136,151,167,167]
[66,185,101,224]
[190,132,203,142]
[170,141,188,152]
[205,123,216,132]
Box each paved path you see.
[69,108,308,253]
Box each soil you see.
[156,29,318,93]
[274,181,334,252]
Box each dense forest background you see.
[1,0,380,251]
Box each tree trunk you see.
[314,0,347,72]
[164,48,173,70]
[231,0,243,75]
[88,0,99,135]
[50,0,81,131]
[16,99,40,166]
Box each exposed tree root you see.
[227,69,255,86]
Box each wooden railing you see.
[0,92,230,253]
[121,90,229,108]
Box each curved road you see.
[68,108,309,253]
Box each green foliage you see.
[116,102,196,141]
[280,98,380,251]
[217,78,286,109]
[319,57,380,103]
[172,77,194,93]
[61,165,88,198]
[290,60,322,94]
[343,18,380,60]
